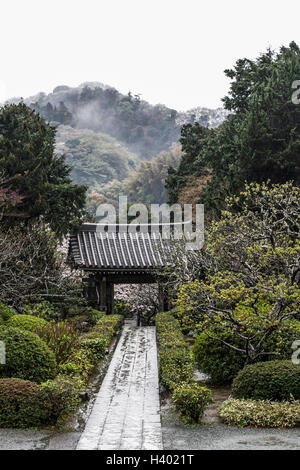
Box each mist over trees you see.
[21,83,224,160]
[0,103,86,236]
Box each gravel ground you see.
[0,430,80,450]
[161,396,300,450]
[162,424,300,450]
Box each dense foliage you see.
[0,327,57,383]
[0,103,86,236]
[232,360,300,401]
[155,312,194,390]
[0,378,50,428]
[0,302,15,324]
[193,320,300,385]
[8,314,48,332]
[175,182,300,364]
[167,42,300,213]
[172,382,213,423]
[56,125,138,197]
[219,398,300,428]
[193,330,245,384]
[123,143,182,204]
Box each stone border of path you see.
[77,322,163,450]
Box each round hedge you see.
[0,378,51,428]
[232,360,300,401]
[0,302,15,324]
[0,327,57,383]
[7,314,49,332]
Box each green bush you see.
[80,337,107,362]
[0,378,50,428]
[35,322,79,364]
[160,348,194,390]
[59,348,95,384]
[114,301,132,317]
[193,320,300,385]
[0,327,57,383]
[66,310,105,332]
[219,398,300,428]
[92,314,124,345]
[193,331,245,385]
[0,302,15,324]
[41,375,83,425]
[22,301,61,322]
[7,314,48,332]
[232,360,300,401]
[156,312,195,391]
[172,382,213,423]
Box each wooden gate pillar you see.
[98,277,114,314]
[99,277,107,312]
[158,284,169,312]
[106,282,114,315]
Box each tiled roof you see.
[68,224,169,270]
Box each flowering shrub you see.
[219,398,300,428]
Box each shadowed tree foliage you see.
[166,42,300,214]
[0,103,87,236]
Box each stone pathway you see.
[76,322,163,450]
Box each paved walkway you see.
[76,322,163,450]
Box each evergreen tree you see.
[0,103,86,236]
[166,42,300,213]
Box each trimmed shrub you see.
[232,360,300,401]
[79,337,107,362]
[172,382,213,423]
[0,327,57,383]
[219,398,300,428]
[41,375,83,425]
[66,310,106,331]
[160,348,194,390]
[7,314,48,332]
[0,302,15,324]
[91,314,124,346]
[193,331,245,385]
[0,378,50,428]
[59,349,95,383]
[59,314,123,384]
[156,312,195,391]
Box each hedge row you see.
[156,312,194,391]
[155,312,212,423]
[44,314,124,425]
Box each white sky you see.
[0,0,299,110]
